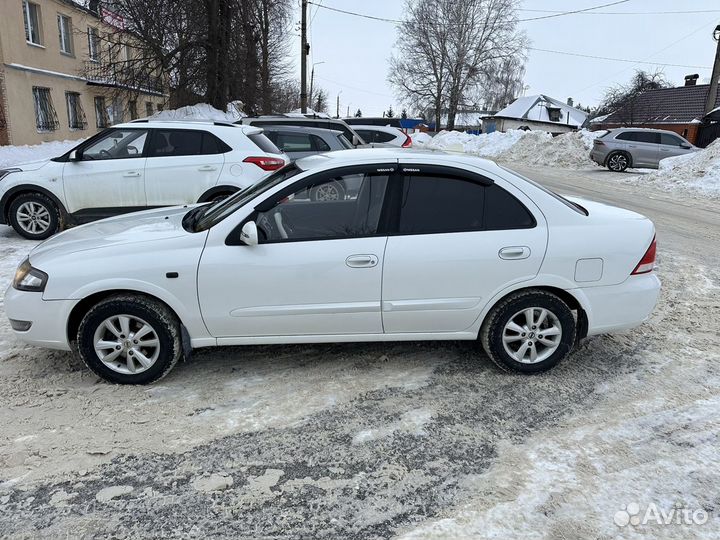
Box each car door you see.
[62,127,149,215]
[196,164,393,338]
[143,129,224,206]
[658,132,693,161]
[381,162,547,334]
[619,131,659,167]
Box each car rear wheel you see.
[77,295,182,384]
[606,152,630,172]
[480,290,576,373]
[8,192,61,240]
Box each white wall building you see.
[484,94,588,134]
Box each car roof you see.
[114,120,262,135]
[295,147,501,172]
[259,125,344,136]
[609,127,679,134]
[241,116,349,125]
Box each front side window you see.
[57,14,73,54]
[87,27,100,61]
[660,133,684,146]
[65,92,86,130]
[273,132,314,152]
[32,87,58,132]
[81,128,148,160]
[23,1,42,45]
[255,170,389,243]
[94,96,109,128]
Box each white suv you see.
[0,120,287,239]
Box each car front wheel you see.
[8,192,61,240]
[77,295,182,384]
[480,290,576,373]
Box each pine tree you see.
[401,108,408,119]
[386,106,395,118]
[355,108,362,117]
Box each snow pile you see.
[637,140,720,198]
[0,139,81,168]
[411,128,602,168]
[150,102,244,122]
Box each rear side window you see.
[374,131,396,143]
[355,129,373,142]
[147,130,203,157]
[399,175,485,234]
[312,135,331,151]
[201,132,231,154]
[248,133,281,154]
[616,131,660,144]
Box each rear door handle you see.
[499,246,530,260]
[122,171,141,177]
[198,166,218,171]
[346,254,378,268]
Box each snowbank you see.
[635,140,720,198]
[150,102,244,122]
[0,139,81,168]
[411,128,602,168]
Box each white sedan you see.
[5,149,660,384]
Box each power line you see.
[518,0,630,22]
[529,47,712,70]
[520,8,720,15]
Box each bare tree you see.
[389,0,527,130]
[596,69,672,124]
[477,54,526,110]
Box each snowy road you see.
[0,165,718,539]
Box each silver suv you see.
[590,128,698,172]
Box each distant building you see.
[591,82,720,147]
[483,94,588,134]
[0,0,166,146]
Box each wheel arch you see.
[197,185,240,203]
[0,185,68,224]
[478,285,589,342]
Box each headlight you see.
[0,168,22,181]
[13,258,48,292]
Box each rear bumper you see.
[589,149,606,165]
[4,286,74,350]
[579,273,661,335]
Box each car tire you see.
[310,181,346,201]
[606,151,630,172]
[77,294,183,384]
[8,192,61,240]
[480,289,576,373]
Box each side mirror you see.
[352,134,361,146]
[680,143,691,149]
[240,221,258,246]
[68,150,80,161]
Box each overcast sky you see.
[296,0,720,117]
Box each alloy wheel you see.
[93,315,161,375]
[16,201,51,235]
[502,307,563,364]
[608,154,628,171]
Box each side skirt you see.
[214,331,478,347]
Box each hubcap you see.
[93,315,160,375]
[502,307,562,364]
[16,201,51,234]
[314,184,341,201]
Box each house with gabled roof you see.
[482,94,588,134]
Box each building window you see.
[57,14,73,54]
[23,1,42,45]
[32,87,59,132]
[66,92,86,130]
[110,98,124,124]
[145,102,154,116]
[87,27,100,61]
[157,103,164,112]
[128,100,138,120]
[94,96,109,128]
[546,107,562,122]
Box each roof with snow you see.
[601,84,720,125]
[490,94,588,128]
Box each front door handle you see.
[198,165,218,171]
[122,171,141,177]
[346,254,378,268]
[499,246,530,260]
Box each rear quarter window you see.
[483,184,536,230]
[248,133,282,154]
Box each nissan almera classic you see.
[5,149,660,384]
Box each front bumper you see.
[580,273,661,335]
[4,286,75,350]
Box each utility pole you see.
[336,91,341,118]
[300,0,309,113]
[703,25,720,116]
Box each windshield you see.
[193,163,302,231]
[500,165,588,216]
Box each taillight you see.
[243,156,285,171]
[402,134,412,148]
[631,236,657,275]
[594,139,605,146]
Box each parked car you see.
[345,117,403,128]
[590,128,699,172]
[352,125,412,148]
[239,116,367,146]
[261,125,353,160]
[0,120,287,240]
[6,148,660,384]
[262,125,357,201]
